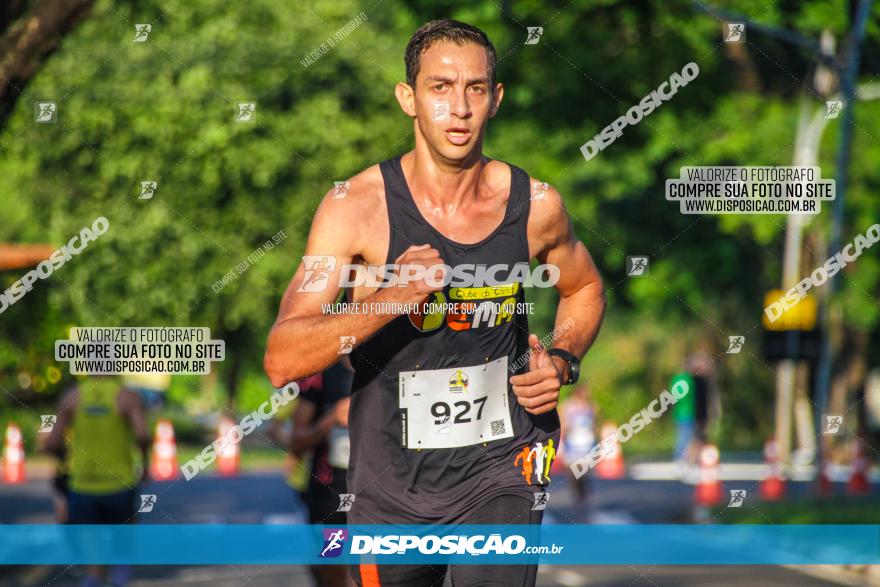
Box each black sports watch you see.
[548,348,580,385]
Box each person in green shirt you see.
[45,376,150,587]
[671,370,696,462]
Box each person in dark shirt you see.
[264,19,605,587]
[291,359,354,587]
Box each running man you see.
[44,376,150,587]
[265,19,605,586]
[560,384,597,506]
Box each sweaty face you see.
[412,41,498,162]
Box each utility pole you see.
[814,0,874,458]
[692,0,873,472]
[776,93,835,467]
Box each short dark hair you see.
[405,19,497,88]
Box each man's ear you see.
[489,83,504,118]
[395,82,417,117]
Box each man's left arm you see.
[510,183,606,415]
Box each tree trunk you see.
[0,0,96,128]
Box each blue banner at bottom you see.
[0,524,877,565]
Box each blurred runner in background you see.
[40,383,76,523]
[268,383,311,505]
[44,376,150,587]
[122,373,171,410]
[671,366,696,463]
[560,383,596,507]
[292,359,355,587]
[672,351,720,466]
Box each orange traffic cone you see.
[595,422,625,479]
[216,416,239,477]
[694,444,723,506]
[2,423,25,484]
[760,438,786,501]
[150,419,178,481]
[847,438,870,496]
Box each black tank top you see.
[347,155,560,525]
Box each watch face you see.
[550,349,579,384]
[568,363,579,384]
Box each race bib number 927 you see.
[399,357,514,449]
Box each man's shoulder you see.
[313,164,388,240]
[487,159,561,203]
[309,162,391,257]
[519,168,565,225]
[321,163,386,209]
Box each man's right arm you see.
[263,185,443,387]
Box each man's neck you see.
[403,141,488,212]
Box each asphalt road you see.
[0,470,856,586]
